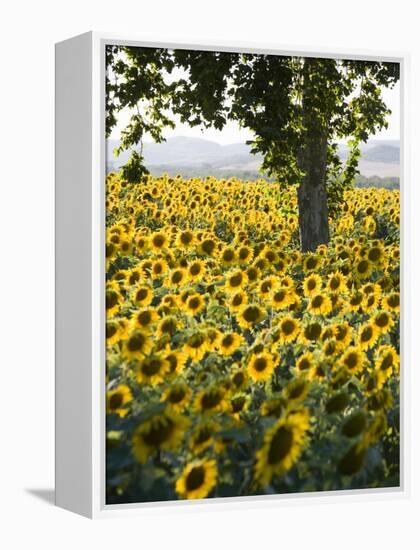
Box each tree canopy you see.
[106,46,399,250]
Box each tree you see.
[106,46,399,251]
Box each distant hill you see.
[107,136,400,179]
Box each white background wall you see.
[1,1,419,547]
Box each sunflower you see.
[333,322,353,349]
[299,321,323,344]
[184,293,206,316]
[217,332,243,356]
[341,410,367,438]
[189,420,220,454]
[338,441,367,476]
[150,231,168,252]
[261,395,287,418]
[166,268,188,288]
[237,304,266,330]
[354,258,373,280]
[347,290,365,313]
[358,322,380,350]
[136,354,170,385]
[340,346,366,375]
[382,292,400,313]
[372,311,394,334]
[165,348,188,376]
[175,459,217,500]
[155,316,178,339]
[198,237,217,257]
[132,410,189,464]
[176,229,195,249]
[295,352,316,378]
[187,259,206,282]
[130,307,159,332]
[307,294,332,316]
[326,271,348,294]
[151,259,168,279]
[284,377,310,404]
[106,318,123,346]
[374,344,399,382]
[132,285,154,307]
[184,331,210,362]
[277,316,300,344]
[194,386,227,415]
[123,329,152,362]
[228,290,248,312]
[302,273,323,297]
[270,288,293,310]
[220,246,237,266]
[247,351,276,382]
[106,285,122,317]
[106,384,132,417]
[254,409,310,486]
[303,254,321,272]
[225,269,248,293]
[228,393,250,420]
[162,382,192,411]
[237,245,254,264]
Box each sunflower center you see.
[188,297,201,310]
[267,426,294,465]
[185,466,205,491]
[153,235,165,248]
[188,333,205,349]
[142,418,174,446]
[298,358,310,370]
[136,288,148,301]
[357,260,369,274]
[232,293,243,306]
[345,353,358,369]
[127,333,147,352]
[181,232,193,245]
[281,320,295,335]
[330,277,340,290]
[201,239,215,254]
[368,248,381,262]
[229,274,243,287]
[106,323,118,339]
[168,387,186,403]
[380,353,394,370]
[172,271,183,284]
[254,357,268,372]
[223,250,235,262]
[388,294,399,308]
[222,334,234,347]
[274,290,286,302]
[201,391,222,409]
[106,290,119,309]
[361,327,373,341]
[142,357,163,376]
[137,311,152,325]
[243,306,261,323]
[312,295,323,308]
[375,313,389,328]
[304,323,322,341]
[306,257,317,270]
[109,392,123,410]
[307,279,316,291]
[190,263,201,276]
[239,248,249,260]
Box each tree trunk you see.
[297,61,330,253]
[297,131,330,252]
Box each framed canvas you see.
[55,32,409,518]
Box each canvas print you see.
[105,45,400,504]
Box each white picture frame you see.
[55,31,410,519]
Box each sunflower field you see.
[105,174,400,504]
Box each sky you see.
[110,80,400,145]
